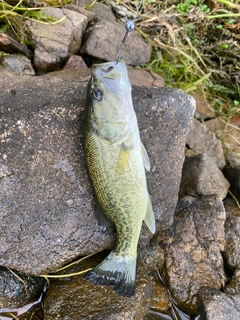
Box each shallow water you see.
[0,284,46,320]
[144,269,201,320]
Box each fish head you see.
[86,59,135,141]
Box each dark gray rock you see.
[0,33,33,59]
[44,253,153,320]
[0,65,16,80]
[0,53,35,75]
[0,69,195,275]
[225,269,240,295]
[0,267,46,309]
[180,153,229,200]
[223,165,240,203]
[64,4,96,23]
[62,55,90,74]
[139,239,165,271]
[26,8,87,72]
[223,200,240,295]
[199,287,240,320]
[224,200,240,270]
[186,118,225,169]
[128,66,165,87]
[159,195,226,313]
[81,20,152,66]
[109,0,139,21]
[72,0,92,7]
[225,273,240,298]
[88,2,116,22]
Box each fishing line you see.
[116,0,143,63]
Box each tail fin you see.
[83,251,136,297]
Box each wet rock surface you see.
[0,267,46,309]
[159,195,226,314]
[0,70,195,275]
[139,238,165,271]
[199,287,240,320]
[44,253,153,320]
[223,200,240,296]
[224,200,240,270]
[149,280,169,313]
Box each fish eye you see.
[91,88,103,101]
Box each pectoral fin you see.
[115,142,132,174]
[141,142,150,172]
[144,195,155,234]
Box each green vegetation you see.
[0,0,68,42]
[108,0,240,123]
[0,0,239,122]
[229,190,240,208]
[143,0,239,122]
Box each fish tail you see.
[83,251,136,297]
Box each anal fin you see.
[144,195,155,234]
[141,142,150,172]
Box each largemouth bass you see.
[83,59,155,297]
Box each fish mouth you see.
[99,63,116,74]
[91,59,128,94]
[92,59,125,79]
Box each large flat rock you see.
[0,69,195,275]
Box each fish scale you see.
[83,59,155,297]
[85,134,145,254]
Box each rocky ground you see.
[0,0,240,319]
